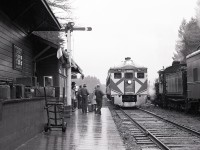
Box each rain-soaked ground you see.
[16,107,126,150]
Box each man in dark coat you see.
[80,84,89,113]
[95,84,104,115]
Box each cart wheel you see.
[62,126,66,132]
[44,124,49,132]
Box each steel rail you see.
[119,108,170,150]
[139,108,200,137]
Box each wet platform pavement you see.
[16,108,126,150]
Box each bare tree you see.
[46,0,73,26]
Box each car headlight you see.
[128,80,132,84]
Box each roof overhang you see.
[71,59,83,75]
[62,50,83,75]
[186,49,200,59]
[32,33,83,75]
[0,0,61,33]
[32,31,62,48]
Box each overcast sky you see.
[68,0,197,84]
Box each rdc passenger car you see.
[106,57,148,107]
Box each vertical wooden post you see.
[66,29,71,106]
[63,87,65,103]
[0,100,3,121]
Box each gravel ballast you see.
[107,99,200,150]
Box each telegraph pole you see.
[66,23,72,106]
[65,22,92,106]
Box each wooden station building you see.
[0,0,82,100]
[0,1,82,150]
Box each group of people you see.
[75,84,104,115]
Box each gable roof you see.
[32,31,83,75]
[0,0,61,33]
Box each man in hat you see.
[80,84,89,113]
[95,84,104,115]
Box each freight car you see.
[106,57,148,107]
[155,50,200,112]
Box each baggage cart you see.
[43,87,66,132]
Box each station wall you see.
[0,98,45,150]
[0,11,34,80]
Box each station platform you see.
[16,107,126,150]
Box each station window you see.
[13,44,23,71]
[137,73,144,78]
[125,73,133,79]
[44,76,53,87]
[193,68,198,82]
[114,73,122,79]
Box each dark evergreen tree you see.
[174,2,200,62]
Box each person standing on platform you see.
[95,84,104,115]
[81,84,89,113]
[77,85,82,109]
[91,87,97,112]
[71,86,76,112]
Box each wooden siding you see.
[0,11,34,80]
[36,56,59,86]
[0,98,45,150]
[36,55,68,99]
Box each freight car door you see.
[124,71,135,94]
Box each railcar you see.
[155,50,200,112]
[106,57,148,107]
[186,50,200,112]
[155,61,187,109]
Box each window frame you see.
[193,68,198,82]
[13,44,23,71]
[125,72,133,79]
[137,72,145,79]
[43,76,53,87]
[114,72,122,79]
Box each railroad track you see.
[115,108,200,150]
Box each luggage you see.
[88,104,93,112]
[10,85,16,99]
[74,101,77,108]
[0,85,10,99]
[15,84,25,98]
[35,86,55,97]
